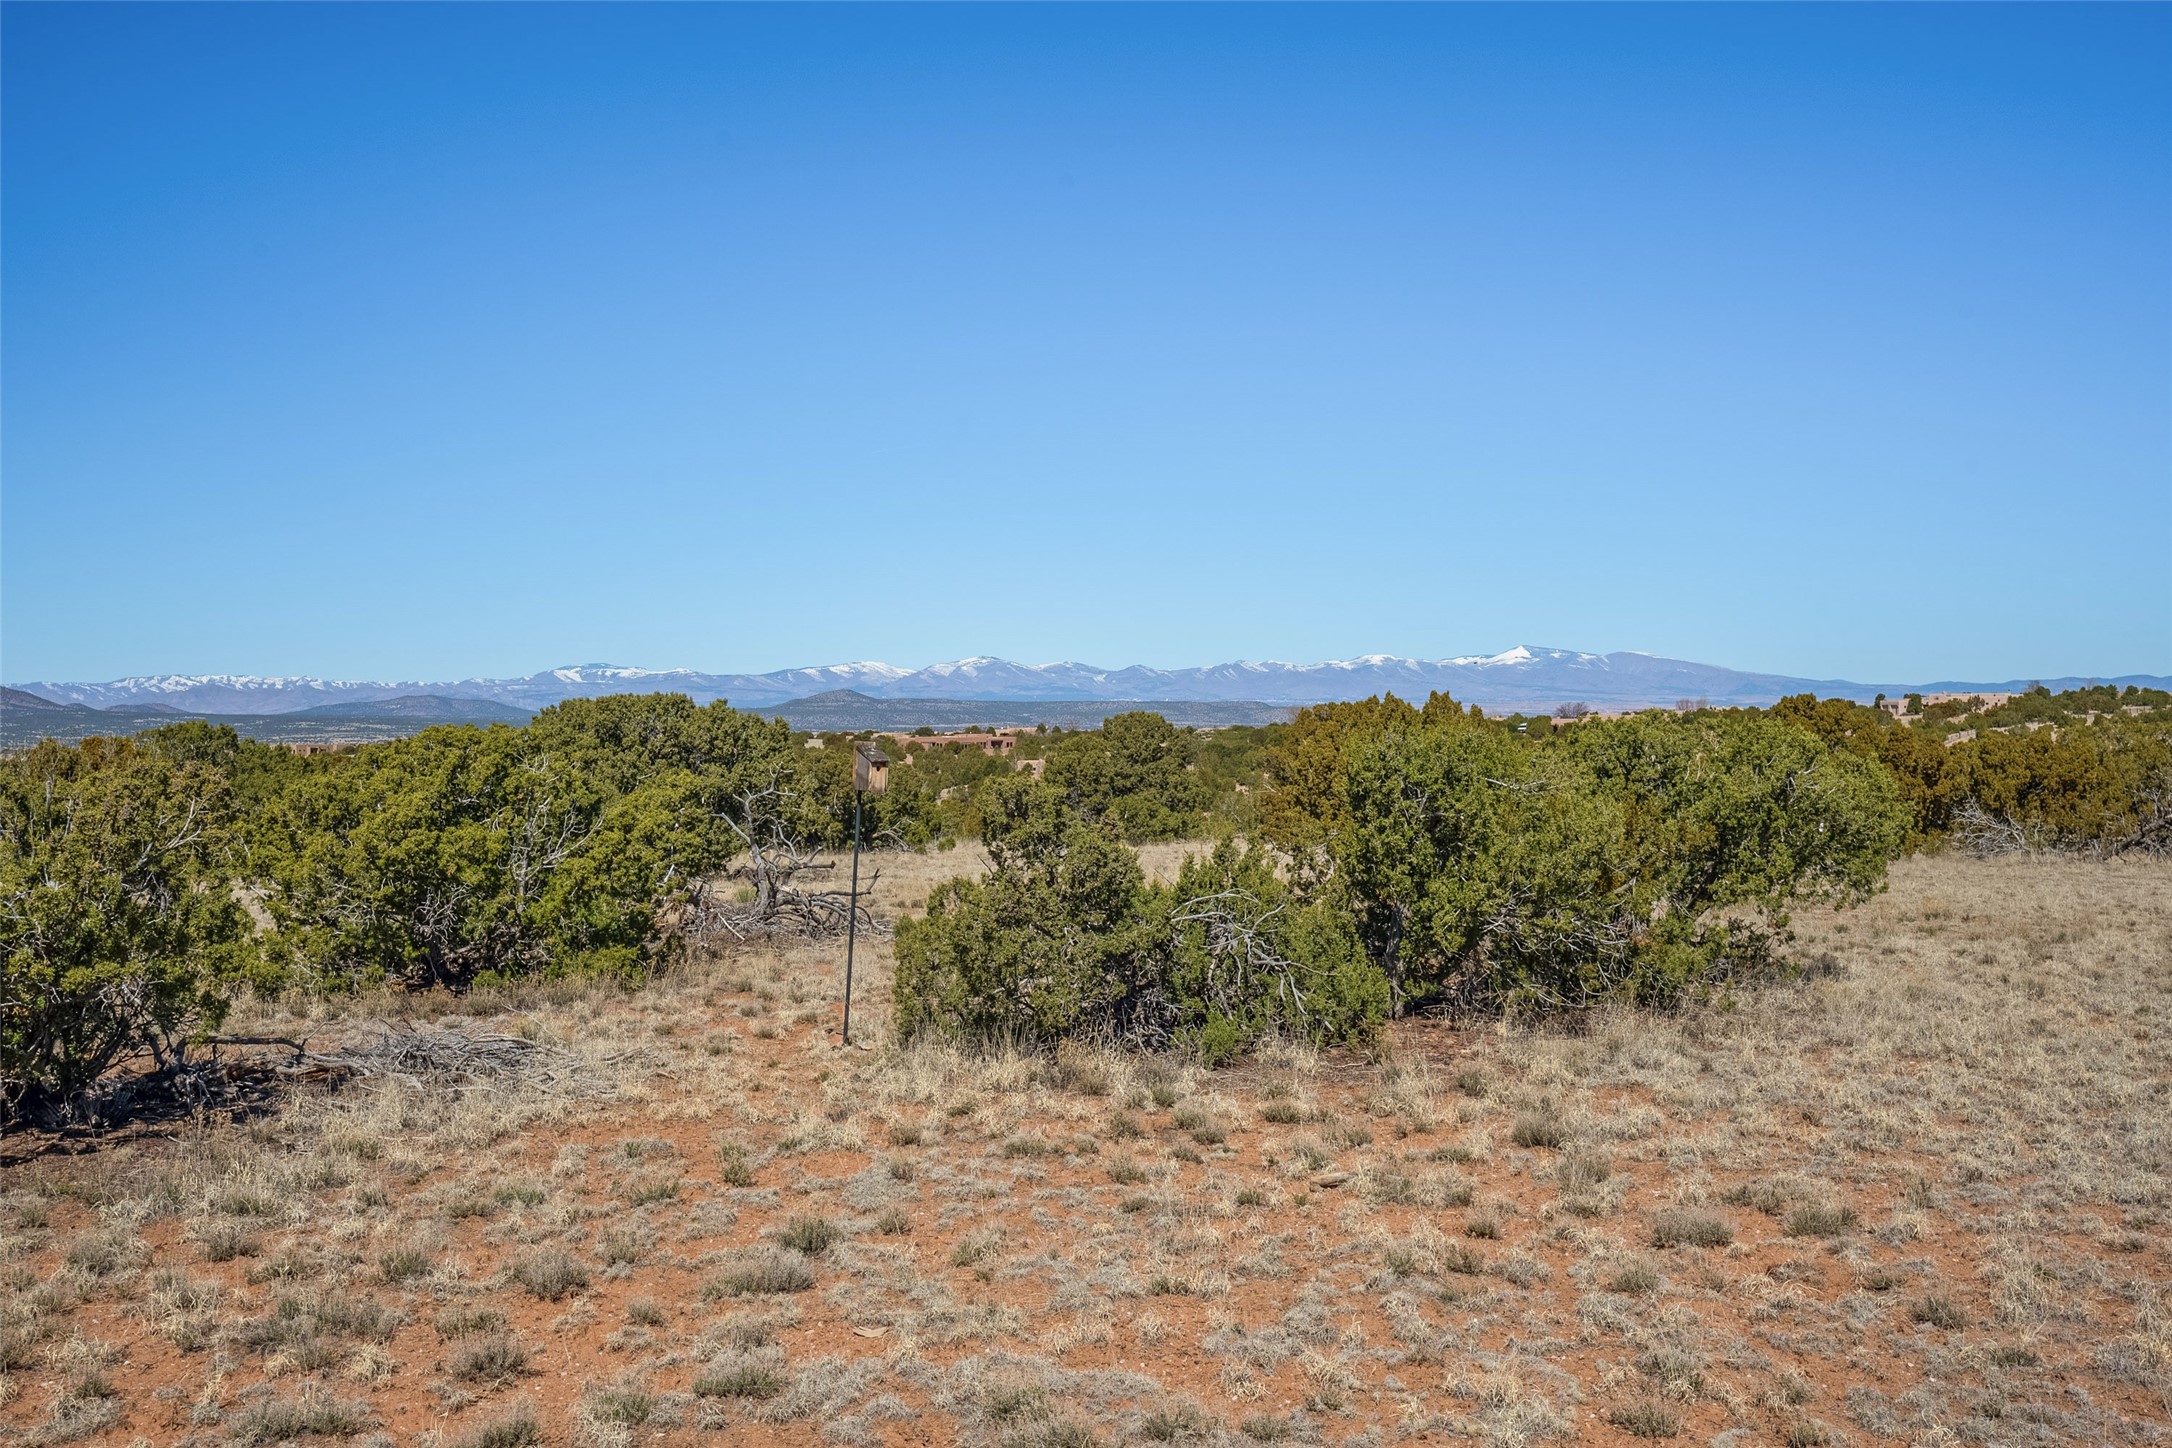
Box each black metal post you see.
[842,791,862,1045]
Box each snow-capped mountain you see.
[15,649,2167,717]
[20,674,426,714]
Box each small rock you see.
[852,1324,887,1338]
[1312,1171,1352,1188]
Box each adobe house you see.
[881,731,1016,757]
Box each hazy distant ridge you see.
[15,648,2170,717]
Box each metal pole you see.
[842,791,862,1045]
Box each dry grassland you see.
[2,851,2167,1448]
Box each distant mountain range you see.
[765,691,1294,732]
[0,687,534,749]
[14,647,2169,720]
[0,684,1290,748]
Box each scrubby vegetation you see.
[4,684,2168,1118]
[894,782,1379,1060]
[2,852,2164,1446]
[897,702,1912,1055]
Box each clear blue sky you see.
[4,4,2167,686]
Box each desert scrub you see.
[509,1247,590,1301]
[1910,1294,1968,1330]
[950,1231,1000,1268]
[377,1247,431,1284]
[1784,1202,1858,1238]
[237,1291,400,1353]
[1510,1105,1567,1150]
[1650,1209,1732,1249]
[1440,1243,1486,1275]
[597,1225,649,1267]
[778,1215,844,1255]
[247,1249,316,1285]
[191,1220,260,1262]
[436,1306,508,1339]
[62,1230,139,1278]
[226,1388,370,1444]
[1607,1401,1682,1438]
[1141,1402,1212,1441]
[693,1351,786,1400]
[1045,1043,1114,1096]
[976,1379,1053,1427]
[451,1333,531,1383]
[624,1174,681,1206]
[0,1322,45,1372]
[583,1380,656,1426]
[1556,1151,1611,1192]
[707,1248,816,1297]
[449,1407,541,1448]
[715,1142,757,1187]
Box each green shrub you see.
[893,778,1167,1043]
[250,695,826,991]
[894,789,1384,1059]
[1951,714,2172,853]
[1277,701,1908,1015]
[1,735,262,1120]
[1044,711,1209,842]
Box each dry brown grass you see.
[1,850,2165,1446]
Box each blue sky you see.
[4,4,2167,685]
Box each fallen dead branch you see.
[210,1021,615,1096]
[685,821,890,944]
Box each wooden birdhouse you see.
[853,743,891,795]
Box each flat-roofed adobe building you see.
[881,731,1017,757]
